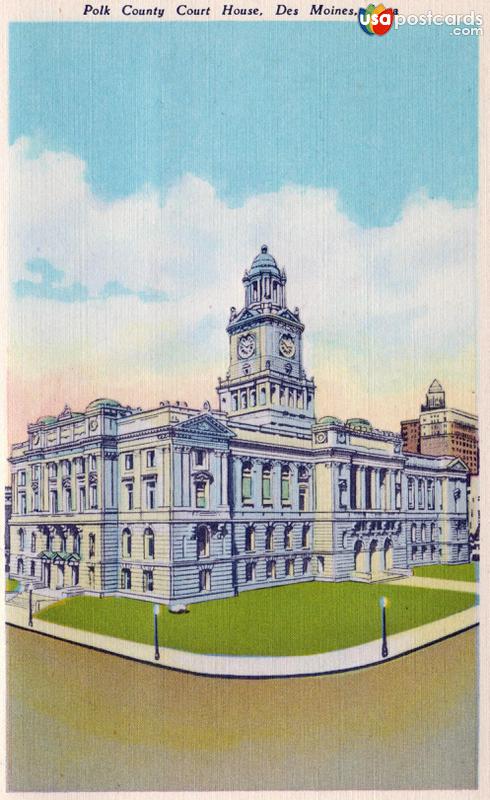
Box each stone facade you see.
[7,248,471,604]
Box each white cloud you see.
[8,138,477,442]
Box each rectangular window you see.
[146,450,155,468]
[299,486,307,511]
[408,480,415,510]
[66,489,72,512]
[146,481,156,509]
[49,491,58,513]
[79,486,86,511]
[281,471,290,505]
[196,482,206,509]
[195,449,205,466]
[18,471,26,486]
[89,455,97,471]
[125,453,134,471]
[127,483,134,510]
[262,470,272,504]
[32,490,39,512]
[427,481,435,510]
[89,534,95,558]
[89,484,97,509]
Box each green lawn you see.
[35,581,476,656]
[413,563,478,582]
[6,577,19,593]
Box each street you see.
[7,625,478,791]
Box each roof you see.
[249,245,280,275]
[318,415,342,425]
[428,379,444,393]
[85,398,123,411]
[346,418,373,431]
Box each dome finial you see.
[261,244,268,254]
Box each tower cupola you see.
[243,245,286,311]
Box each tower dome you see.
[250,245,280,275]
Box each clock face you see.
[279,334,296,358]
[238,334,256,359]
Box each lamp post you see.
[27,582,33,628]
[379,595,388,658]
[153,604,160,661]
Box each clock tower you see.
[216,246,315,432]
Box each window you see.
[76,457,85,475]
[19,493,27,515]
[241,462,253,504]
[266,560,276,580]
[196,525,210,559]
[88,566,95,587]
[430,523,436,542]
[30,561,36,577]
[125,453,134,471]
[408,479,415,510]
[199,569,211,593]
[32,488,39,511]
[245,526,255,552]
[411,523,417,543]
[302,557,311,575]
[73,533,80,555]
[146,480,156,510]
[145,528,155,559]
[18,529,25,551]
[195,481,207,509]
[59,532,67,553]
[259,386,266,405]
[79,486,86,511]
[122,528,132,558]
[262,465,272,505]
[62,460,71,477]
[284,526,293,550]
[89,533,95,558]
[18,471,26,486]
[245,562,256,582]
[317,556,325,574]
[50,490,58,513]
[299,486,308,512]
[49,463,58,479]
[146,450,155,468]
[89,455,97,471]
[30,532,36,553]
[32,465,39,480]
[427,480,435,510]
[89,484,97,509]
[121,568,131,590]
[301,524,310,549]
[265,527,274,551]
[65,488,72,512]
[127,483,134,510]
[418,479,425,509]
[143,569,154,592]
[17,558,24,575]
[281,466,291,505]
[286,558,294,577]
[195,449,205,467]
[421,523,426,543]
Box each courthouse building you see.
[7,247,471,604]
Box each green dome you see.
[346,417,373,431]
[85,398,123,411]
[36,415,57,424]
[250,245,280,275]
[318,415,342,425]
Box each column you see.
[272,461,282,509]
[233,457,242,511]
[358,466,366,509]
[163,447,171,506]
[370,468,377,510]
[390,471,396,512]
[290,463,299,510]
[173,447,183,507]
[252,459,262,508]
[182,447,191,507]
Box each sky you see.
[8,21,479,443]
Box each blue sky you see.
[8,21,479,438]
[10,22,478,226]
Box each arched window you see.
[144,527,155,559]
[17,558,24,575]
[266,559,276,580]
[418,479,425,509]
[89,533,96,558]
[411,523,417,543]
[262,464,272,505]
[245,526,255,552]
[30,532,36,553]
[30,561,36,577]
[259,386,266,405]
[121,568,131,590]
[281,466,291,506]
[317,556,325,574]
[302,557,311,575]
[143,569,154,592]
[18,528,25,551]
[48,462,58,479]
[62,460,71,477]
[286,558,294,577]
[196,525,210,559]
[421,523,427,543]
[427,480,435,510]
[265,526,274,551]
[284,526,293,550]
[241,461,253,505]
[122,528,132,558]
[245,562,256,582]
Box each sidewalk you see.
[5,602,478,678]
[387,576,478,594]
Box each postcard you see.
[2,0,486,796]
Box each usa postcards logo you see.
[358,4,395,35]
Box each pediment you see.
[277,308,300,323]
[173,414,235,440]
[446,458,469,472]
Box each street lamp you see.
[153,603,160,661]
[379,595,389,658]
[27,582,33,628]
